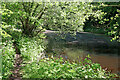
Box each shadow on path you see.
[9,41,23,80]
[9,54,23,80]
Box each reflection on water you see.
[60,48,120,74]
[45,32,120,75]
[90,54,120,74]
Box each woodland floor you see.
[9,54,23,80]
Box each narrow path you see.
[9,54,23,80]
[9,41,23,80]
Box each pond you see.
[44,30,120,75]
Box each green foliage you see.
[21,55,117,79]
[41,2,93,33]
[0,7,13,38]
[100,2,120,42]
[18,37,45,62]
[1,2,99,37]
[0,47,2,79]
[83,26,106,34]
[1,2,47,37]
[1,40,15,78]
[84,2,120,42]
[1,2,119,40]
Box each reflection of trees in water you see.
[45,33,66,54]
[45,32,120,75]
[45,32,120,56]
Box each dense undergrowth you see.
[1,38,119,79]
[21,55,118,79]
[1,40,15,78]
[19,37,45,62]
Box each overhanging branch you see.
[101,5,120,7]
[19,17,25,31]
[32,3,39,16]
[33,6,47,29]
[37,7,47,19]
[22,3,27,12]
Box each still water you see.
[44,31,120,75]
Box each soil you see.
[9,54,23,80]
[9,41,23,80]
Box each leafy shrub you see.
[18,37,45,62]
[21,55,117,79]
[1,40,15,78]
[0,48,2,79]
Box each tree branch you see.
[34,30,43,36]
[30,1,34,9]
[35,7,44,17]
[32,3,39,16]
[37,7,47,19]
[19,17,25,31]
[101,4,120,7]
[22,2,27,12]
[33,7,47,29]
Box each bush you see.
[1,40,15,78]
[21,55,117,79]
[0,48,2,79]
[18,37,45,62]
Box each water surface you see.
[44,31,120,74]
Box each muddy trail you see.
[9,54,23,80]
[9,41,23,80]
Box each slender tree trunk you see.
[13,41,21,54]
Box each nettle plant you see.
[21,55,117,79]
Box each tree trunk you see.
[13,41,21,54]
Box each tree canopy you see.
[1,2,105,38]
[1,2,120,41]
